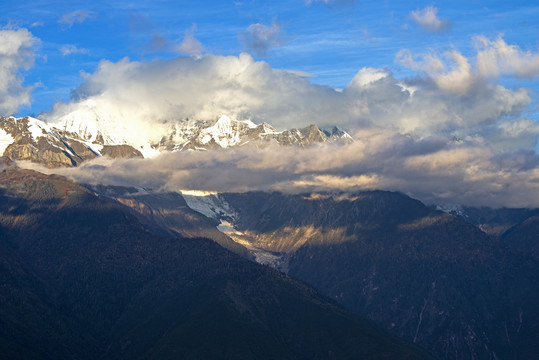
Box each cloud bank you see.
[22,132,539,208]
[0,27,39,115]
[32,35,539,207]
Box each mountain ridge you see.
[0,114,352,167]
[0,163,434,360]
[170,190,539,359]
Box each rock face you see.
[100,145,144,159]
[0,116,142,167]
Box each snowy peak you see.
[1,113,353,166]
[160,115,353,151]
[323,126,354,142]
[197,115,257,148]
[0,116,142,167]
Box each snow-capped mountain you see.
[0,116,142,167]
[0,114,353,167]
[158,115,352,151]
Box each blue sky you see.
[2,0,539,117]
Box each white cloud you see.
[396,36,539,96]
[60,44,89,56]
[475,35,539,79]
[36,39,539,207]
[410,6,451,33]
[396,48,474,95]
[43,46,535,148]
[347,67,388,88]
[0,27,39,115]
[174,28,204,57]
[58,10,96,29]
[44,53,345,146]
[240,23,283,56]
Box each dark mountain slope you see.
[221,191,539,360]
[0,165,432,360]
[502,214,539,258]
[449,206,539,238]
[84,184,252,258]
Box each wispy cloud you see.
[410,6,451,33]
[145,34,168,52]
[0,27,40,115]
[174,27,204,57]
[240,23,283,56]
[60,44,89,56]
[58,10,96,29]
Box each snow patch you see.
[27,117,52,141]
[180,189,289,271]
[198,115,243,148]
[140,144,160,158]
[0,128,14,155]
[216,220,245,235]
[180,190,238,221]
[241,119,257,129]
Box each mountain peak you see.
[0,116,142,167]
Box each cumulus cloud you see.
[0,27,39,115]
[410,6,451,33]
[475,35,539,79]
[240,23,283,56]
[58,10,96,29]
[43,53,345,147]
[36,36,539,207]
[396,48,474,95]
[396,35,539,96]
[42,42,536,148]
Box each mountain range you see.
[1,112,538,359]
[0,115,352,167]
[0,161,432,359]
[104,188,539,359]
